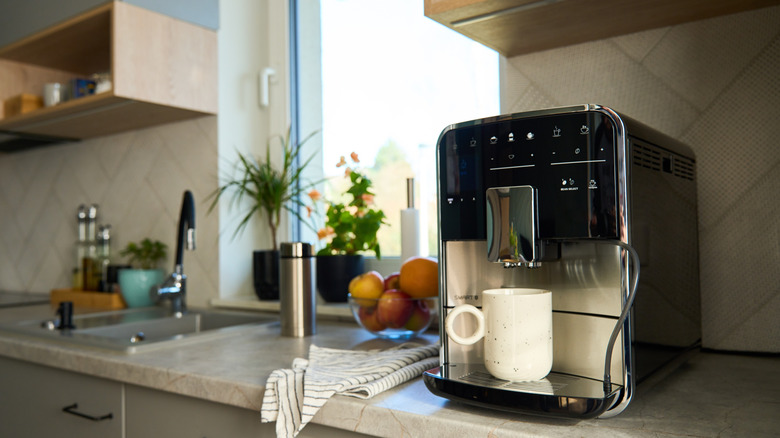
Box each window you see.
[295,0,499,258]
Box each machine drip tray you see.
[423,363,623,419]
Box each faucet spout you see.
[153,190,196,315]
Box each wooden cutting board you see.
[50,288,126,310]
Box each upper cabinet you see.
[424,0,780,57]
[0,1,216,148]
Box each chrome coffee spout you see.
[153,190,196,315]
[486,185,543,268]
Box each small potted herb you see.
[208,129,318,300]
[308,152,387,302]
[117,238,168,307]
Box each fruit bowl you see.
[348,293,438,340]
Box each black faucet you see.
[152,190,196,315]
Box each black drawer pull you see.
[62,403,113,421]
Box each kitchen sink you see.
[0,307,278,353]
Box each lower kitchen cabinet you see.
[0,355,369,438]
[0,356,123,438]
[126,385,370,438]
[126,384,267,437]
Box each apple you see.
[348,271,384,307]
[376,289,414,328]
[358,305,386,332]
[383,272,401,291]
[404,299,432,331]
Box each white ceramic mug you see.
[43,83,62,107]
[445,288,552,381]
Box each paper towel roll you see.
[401,208,420,263]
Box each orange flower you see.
[361,193,374,204]
[344,167,352,177]
[350,152,360,163]
[305,206,313,217]
[317,227,335,240]
[336,156,347,167]
[307,189,321,202]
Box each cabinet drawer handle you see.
[62,403,113,421]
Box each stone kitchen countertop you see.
[0,304,778,437]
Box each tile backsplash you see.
[0,117,219,307]
[500,6,779,352]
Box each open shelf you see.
[0,4,111,75]
[0,1,216,148]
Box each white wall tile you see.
[682,36,780,229]
[507,39,700,138]
[611,27,669,63]
[505,84,556,114]
[643,7,780,111]
[0,117,220,308]
[498,57,533,113]
[698,163,780,351]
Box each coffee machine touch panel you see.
[424,105,701,418]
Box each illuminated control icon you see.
[526,132,535,140]
[589,179,598,189]
[561,178,575,186]
[553,126,561,137]
[575,147,581,155]
[508,132,515,142]
[508,154,515,160]
[490,136,498,144]
[469,138,477,147]
[580,125,590,135]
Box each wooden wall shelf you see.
[425,0,780,57]
[0,1,216,148]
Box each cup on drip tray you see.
[445,288,553,381]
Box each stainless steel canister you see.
[279,242,316,337]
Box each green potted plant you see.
[309,152,387,302]
[117,238,168,308]
[208,129,318,300]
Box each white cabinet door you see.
[0,356,123,438]
[125,384,371,438]
[126,384,269,437]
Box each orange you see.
[399,256,438,298]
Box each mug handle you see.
[445,304,485,345]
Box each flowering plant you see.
[309,152,387,258]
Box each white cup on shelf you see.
[43,83,62,107]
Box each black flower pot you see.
[253,250,280,300]
[316,254,365,303]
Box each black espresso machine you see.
[423,105,701,418]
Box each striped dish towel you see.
[261,343,439,438]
